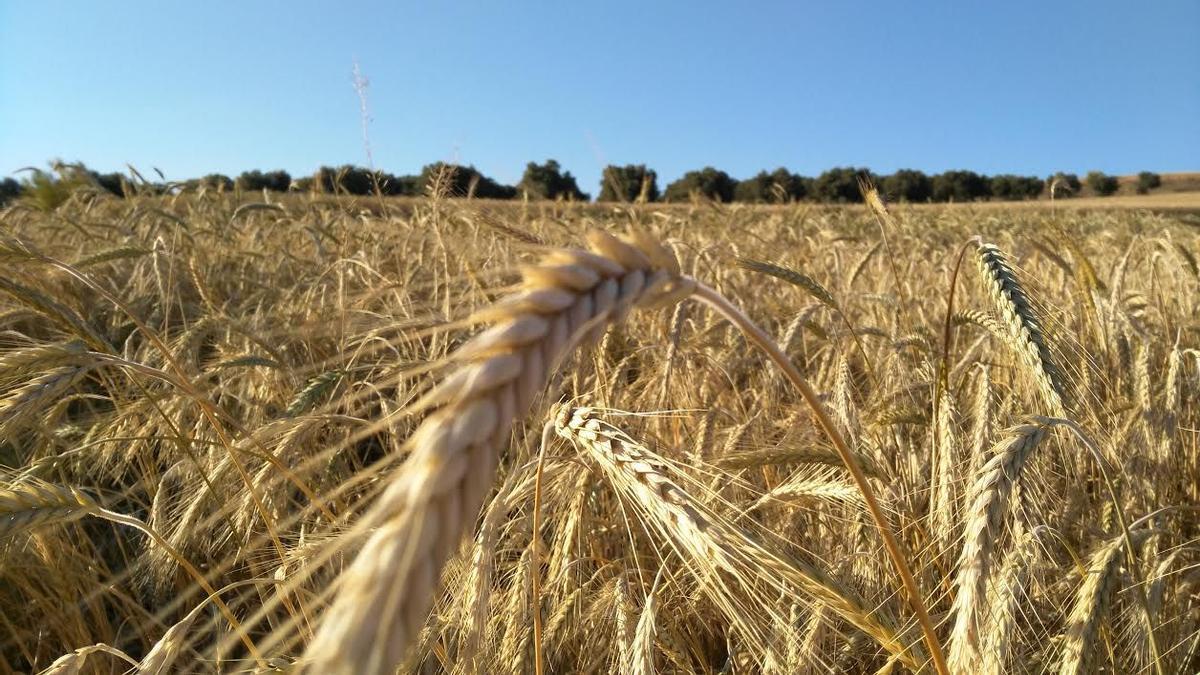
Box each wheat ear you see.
[554,406,925,671]
[0,480,101,537]
[975,242,1067,415]
[981,525,1045,675]
[37,643,138,675]
[1058,529,1155,675]
[947,419,1049,673]
[302,230,694,675]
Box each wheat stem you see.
[688,280,949,675]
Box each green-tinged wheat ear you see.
[284,370,343,417]
[0,277,111,350]
[953,309,1006,341]
[737,258,837,310]
[715,445,883,477]
[0,340,88,381]
[751,467,866,512]
[71,245,152,268]
[974,242,1067,415]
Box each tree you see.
[881,169,932,203]
[988,174,1043,201]
[198,174,234,191]
[734,171,772,203]
[734,168,809,203]
[263,170,292,192]
[312,165,377,195]
[0,177,20,207]
[663,167,736,202]
[598,165,658,202]
[1047,172,1081,199]
[1136,171,1161,195]
[416,163,516,199]
[772,167,812,201]
[1018,176,1044,199]
[931,170,989,202]
[812,167,873,203]
[1085,171,1119,197]
[312,166,337,193]
[376,172,420,196]
[237,169,292,192]
[236,170,265,191]
[517,160,588,201]
[87,171,126,197]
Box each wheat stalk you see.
[554,406,925,671]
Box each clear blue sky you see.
[2,1,1197,193]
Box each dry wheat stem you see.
[688,280,949,675]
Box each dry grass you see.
[0,186,1197,674]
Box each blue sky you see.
[2,1,1197,193]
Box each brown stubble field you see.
[0,185,1198,674]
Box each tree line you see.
[0,160,1166,208]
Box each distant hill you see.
[1107,171,1200,196]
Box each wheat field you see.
[0,184,1197,674]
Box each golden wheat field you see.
[0,185,1198,675]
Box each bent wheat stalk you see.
[302,230,695,674]
[688,281,949,675]
[554,406,925,670]
[305,230,948,675]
